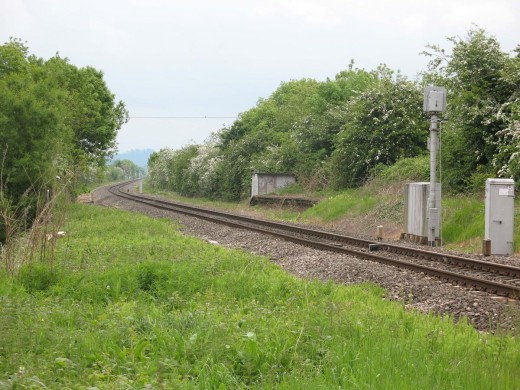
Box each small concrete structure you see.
[251,172,296,197]
[249,195,317,209]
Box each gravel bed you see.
[93,185,520,333]
[137,191,520,269]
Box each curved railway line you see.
[109,181,520,299]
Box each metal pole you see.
[428,115,438,246]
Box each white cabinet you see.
[485,178,515,255]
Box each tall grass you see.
[441,195,520,253]
[1,188,68,275]
[303,190,379,222]
[1,204,519,388]
[441,196,485,251]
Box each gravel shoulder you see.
[93,184,520,333]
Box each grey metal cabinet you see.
[404,182,441,243]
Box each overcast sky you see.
[2,0,519,153]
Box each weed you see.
[17,263,61,292]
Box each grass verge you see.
[1,204,520,388]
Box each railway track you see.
[109,181,520,299]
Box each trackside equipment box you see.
[403,182,441,244]
[485,178,515,255]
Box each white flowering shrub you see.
[330,78,425,188]
[494,101,520,180]
[424,27,520,191]
[185,141,222,197]
[148,148,176,190]
[147,144,222,197]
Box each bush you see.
[466,167,496,194]
[330,78,426,189]
[368,155,430,186]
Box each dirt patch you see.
[76,193,93,204]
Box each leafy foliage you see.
[148,145,199,196]
[148,27,519,198]
[107,159,145,181]
[424,27,520,190]
[330,76,426,188]
[0,38,127,241]
[149,67,380,199]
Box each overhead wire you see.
[129,116,237,119]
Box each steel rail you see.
[108,181,520,298]
[113,183,520,278]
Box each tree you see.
[214,72,380,197]
[0,40,70,205]
[493,48,520,181]
[423,27,520,189]
[330,76,426,188]
[147,146,199,196]
[0,38,128,242]
[111,159,144,180]
[43,56,128,169]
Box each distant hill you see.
[110,149,155,168]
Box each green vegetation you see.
[440,195,520,254]
[304,190,378,222]
[148,27,520,201]
[0,38,128,243]
[1,204,520,388]
[2,27,520,388]
[369,156,430,185]
[329,75,425,188]
[104,159,145,182]
[441,197,485,250]
[303,189,520,254]
[424,29,520,190]
[145,154,519,253]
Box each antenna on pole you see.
[423,86,447,247]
